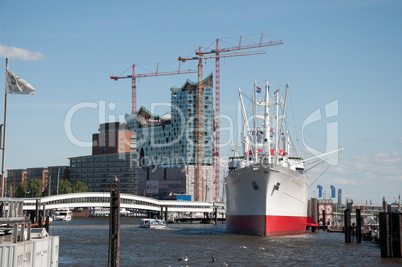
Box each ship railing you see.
[0,198,25,223]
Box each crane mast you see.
[110,63,197,115]
[196,47,203,202]
[179,49,267,202]
[195,33,283,201]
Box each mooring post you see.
[344,203,352,243]
[108,178,120,267]
[45,216,50,234]
[214,207,218,225]
[391,212,402,258]
[27,221,31,241]
[379,211,392,257]
[30,210,35,225]
[323,212,326,231]
[35,199,40,223]
[312,198,318,232]
[356,209,361,243]
[38,211,42,228]
[42,204,46,221]
[21,221,25,242]
[165,206,168,224]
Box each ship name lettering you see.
[291,179,301,187]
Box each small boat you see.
[53,209,72,221]
[140,218,166,229]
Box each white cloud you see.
[308,151,402,204]
[333,177,358,185]
[0,44,46,61]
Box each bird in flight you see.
[178,256,188,262]
[210,253,217,263]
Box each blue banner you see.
[330,185,336,198]
[317,185,323,198]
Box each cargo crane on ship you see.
[179,34,283,201]
[110,62,197,115]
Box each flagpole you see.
[1,58,8,197]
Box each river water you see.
[51,217,401,266]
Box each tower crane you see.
[110,63,197,115]
[195,34,283,201]
[178,49,266,202]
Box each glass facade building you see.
[130,74,214,167]
[128,75,215,201]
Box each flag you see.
[317,185,323,198]
[256,86,261,93]
[6,70,35,95]
[330,185,336,198]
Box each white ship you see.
[225,79,309,236]
[53,209,72,221]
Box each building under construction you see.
[128,74,215,201]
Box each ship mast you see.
[263,78,271,164]
[274,89,280,165]
[279,83,289,144]
[239,88,250,164]
[253,80,258,164]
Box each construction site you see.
[110,34,283,202]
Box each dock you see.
[0,198,59,267]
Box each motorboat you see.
[140,218,166,229]
[53,209,72,221]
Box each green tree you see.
[15,181,28,198]
[72,181,88,193]
[58,179,72,194]
[28,178,43,197]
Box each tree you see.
[28,178,43,197]
[15,181,28,198]
[72,181,88,193]
[58,179,72,194]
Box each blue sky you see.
[0,0,401,204]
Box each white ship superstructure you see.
[225,78,309,236]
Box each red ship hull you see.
[226,215,307,236]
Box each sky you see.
[0,0,401,205]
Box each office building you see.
[69,122,138,194]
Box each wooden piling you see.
[38,211,42,228]
[379,211,402,258]
[356,209,361,243]
[45,216,50,234]
[311,198,318,232]
[108,178,120,267]
[344,208,351,243]
[391,212,401,258]
[322,212,326,231]
[379,212,392,257]
[35,199,40,223]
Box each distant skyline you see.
[0,0,401,204]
